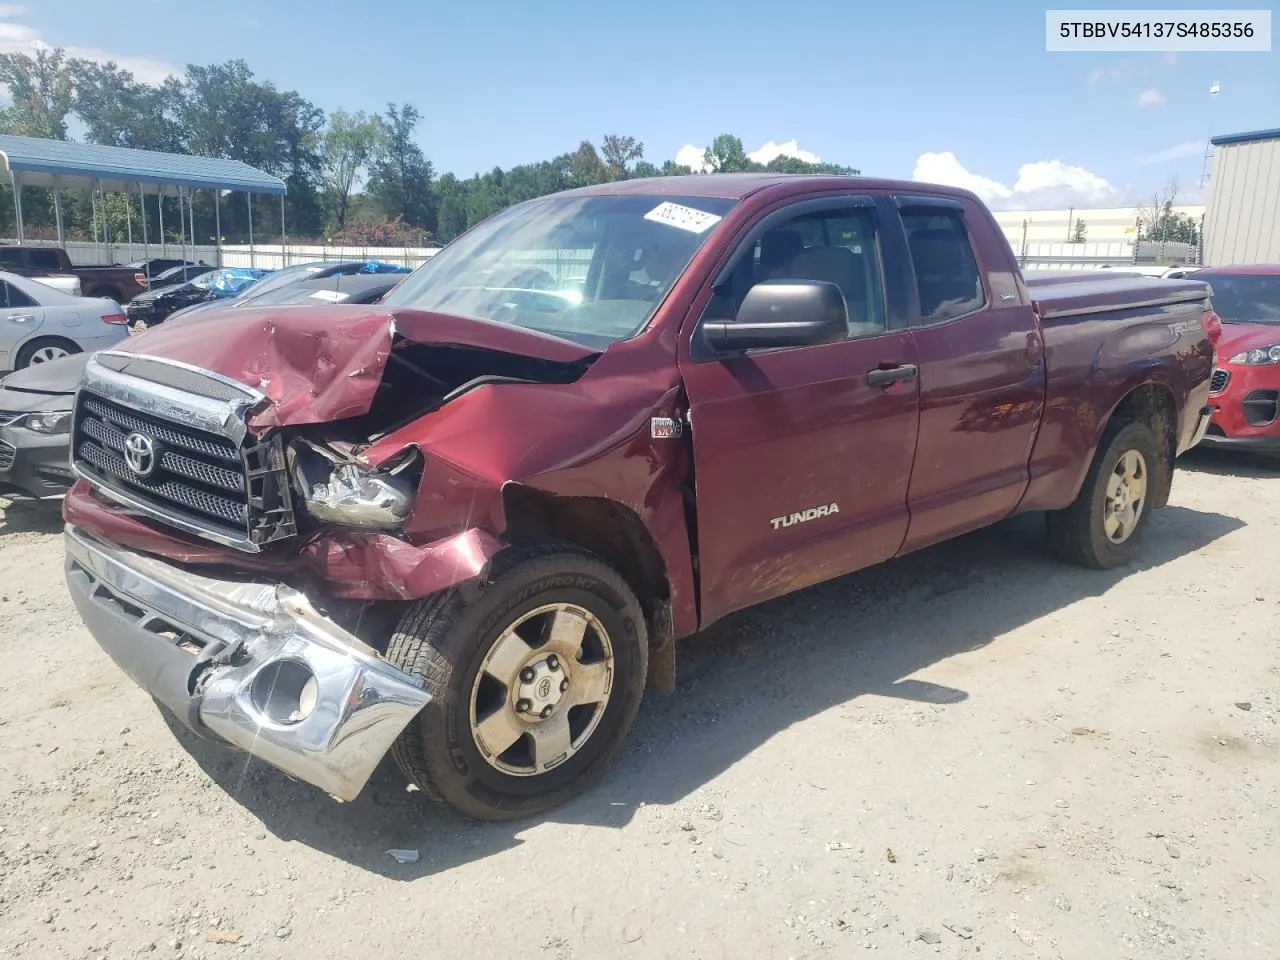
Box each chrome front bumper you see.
[64,524,431,801]
[1187,405,1213,450]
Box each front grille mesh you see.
[1210,369,1229,393]
[73,388,289,543]
[0,440,14,472]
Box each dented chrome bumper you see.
[64,524,431,801]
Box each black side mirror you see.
[702,279,848,353]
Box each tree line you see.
[0,49,859,248]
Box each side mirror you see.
[702,280,848,353]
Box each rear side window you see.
[901,210,986,324]
[26,249,62,270]
[2,281,37,308]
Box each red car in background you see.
[1195,265,1280,453]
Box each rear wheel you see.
[386,540,648,821]
[15,338,81,369]
[1047,419,1158,569]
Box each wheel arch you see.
[501,483,678,693]
[1100,379,1178,509]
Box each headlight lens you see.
[289,441,416,528]
[1228,344,1280,365]
[24,412,72,434]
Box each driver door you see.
[678,195,920,626]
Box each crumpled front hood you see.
[0,352,89,395]
[113,305,598,429]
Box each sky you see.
[3,0,1277,210]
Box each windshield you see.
[234,262,335,302]
[1205,274,1280,325]
[381,193,738,347]
[191,268,266,296]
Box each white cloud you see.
[675,144,711,172]
[675,138,824,173]
[913,151,1121,210]
[748,138,821,165]
[0,7,177,85]
[1137,88,1166,108]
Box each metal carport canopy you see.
[0,134,286,196]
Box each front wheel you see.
[1047,419,1159,569]
[386,541,648,821]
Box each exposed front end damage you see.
[65,524,432,800]
[62,305,685,801]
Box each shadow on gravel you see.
[0,501,64,537]
[1177,447,1280,480]
[165,503,1243,878]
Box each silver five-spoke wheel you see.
[1103,449,1147,544]
[469,602,615,776]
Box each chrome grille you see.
[0,439,14,472]
[71,354,296,552]
[1210,369,1229,393]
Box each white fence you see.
[57,240,440,271]
[27,236,1202,277]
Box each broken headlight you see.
[288,439,418,529]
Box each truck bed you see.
[1022,270,1209,321]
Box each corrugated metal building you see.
[1203,127,1280,266]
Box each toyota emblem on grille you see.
[123,432,158,477]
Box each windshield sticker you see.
[309,289,349,303]
[644,202,723,234]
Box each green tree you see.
[704,134,750,173]
[0,48,74,139]
[600,134,644,181]
[569,140,607,186]
[320,109,384,231]
[1071,218,1088,243]
[69,59,184,150]
[367,103,434,231]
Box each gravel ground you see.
[1,450,1276,960]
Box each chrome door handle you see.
[6,314,35,323]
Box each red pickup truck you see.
[0,244,147,302]
[61,174,1217,821]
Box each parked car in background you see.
[229,272,405,308]
[165,259,411,322]
[61,174,1217,823]
[126,258,200,284]
[125,267,267,328]
[30,275,82,297]
[0,352,86,502]
[1194,264,1280,453]
[0,271,128,372]
[142,263,216,291]
[0,243,148,303]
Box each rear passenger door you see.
[679,195,920,625]
[890,196,1045,554]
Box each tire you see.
[15,338,81,370]
[1047,419,1159,569]
[386,540,648,822]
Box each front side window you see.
[901,210,986,324]
[0,248,24,269]
[381,194,738,349]
[704,205,887,340]
[1202,274,1280,325]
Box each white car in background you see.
[0,271,129,372]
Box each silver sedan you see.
[0,271,130,373]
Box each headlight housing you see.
[288,440,417,528]
[1228,344,1280,365]
[23,411,72,435]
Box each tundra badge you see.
[770,503,839,530]
[651,416,683,439]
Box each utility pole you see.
[1200,81,1221,190]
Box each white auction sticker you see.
[308,289,349,302]
[644,201,723,234]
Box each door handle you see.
[867,364,918,388]
[6,314,35,323]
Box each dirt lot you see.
[1,451,1276,960]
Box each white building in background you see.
[988,204,1206,246]
[1202,127,1280,266]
